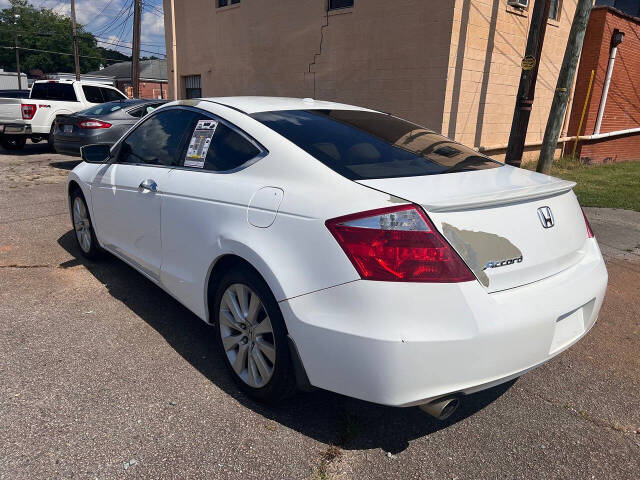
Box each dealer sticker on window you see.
[185,119,218,168]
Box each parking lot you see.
[1,142,639,479]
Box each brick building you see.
[163,1,640,162]
[567,5,640,163]
[164,0,583,160]
[88,59,168,100]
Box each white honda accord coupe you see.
[68,97,607,419]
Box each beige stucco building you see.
[164,0,579,159]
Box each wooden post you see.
[505,0,551,167]
[70,0,81,80]
[170,0,178,100]
[537,0,593,174]
[132,0,142,98]
[13,12,21,90]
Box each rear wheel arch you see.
[205,254,283,325]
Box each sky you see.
[0,0,166,58]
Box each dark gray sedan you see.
[53,99,167,156]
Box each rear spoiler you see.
[422,179,576,212]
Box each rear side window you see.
[116,109,200,167]
[127,106,145,118]
[128,103,163,118]
[31,82,77,102]
[101,87,125,102]
[251,110,501,180]
[81,102,126,116]
[182,115,261,172]
[82,86,103,103]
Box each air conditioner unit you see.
[507,0,529,8]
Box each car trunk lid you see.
[55,114,79,138]
[0,98,23,124]
[357,166,589,293]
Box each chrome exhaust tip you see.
[419,396,460,420]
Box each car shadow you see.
[57,229,515,453]
[0,141,50,156]
[50,159,81,170]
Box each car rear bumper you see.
[1,123,31,135]
[54,130,118,156]
[280,239,608,407]
[53,138,83,156]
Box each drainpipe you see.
[593,28,624,134]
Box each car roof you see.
[195,96,376,114]
[32,79,119,88]
[89,98,166,108]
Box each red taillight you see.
[326,205,476,283]
[581,207,594,238]
[78,120,111,129]
[21,104,36,120]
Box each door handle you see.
[139,179,157,192]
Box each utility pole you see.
[505,0,551,167]
[170,0,178,100]
[537,0,593,174]
[13,13,21,90]
[131,0,142,98]
[70,0,81,80]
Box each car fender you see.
[202,238,287,324]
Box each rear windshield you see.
[30,82,77,102]
[250,110,501,180]
[80,102,127,116]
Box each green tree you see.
[0,0,130,75]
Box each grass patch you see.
[522,159,640,211]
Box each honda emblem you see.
[537,206,554,228]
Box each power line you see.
[96,4,134,56]
[142,5,163,19]
[83,0,118,28]
[95,36,164,48]
[0,44,130,62]
[142,0,164,15]
[0,25,163,56]
[96,39,165,57]
[93,0,134,38]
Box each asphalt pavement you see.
[1,142,639,479]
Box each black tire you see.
[213,265,297,403]
[47,125,56,152]
[0,133,26,150]
[70,189,104,260]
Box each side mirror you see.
[80,144,111,164]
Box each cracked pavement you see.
[1,142,639,479]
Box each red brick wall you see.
[138,81,168,100]
[568,7,640,163]
[116,80,168,100]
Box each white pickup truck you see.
[0,79,126,150]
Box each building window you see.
[548,0,560,20]
[507,1,561,20]
[328,0,354,10]
[217,0,240,7]
[184,75,202,99]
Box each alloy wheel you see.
[72,197,92,253]
[219,283,276,388]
